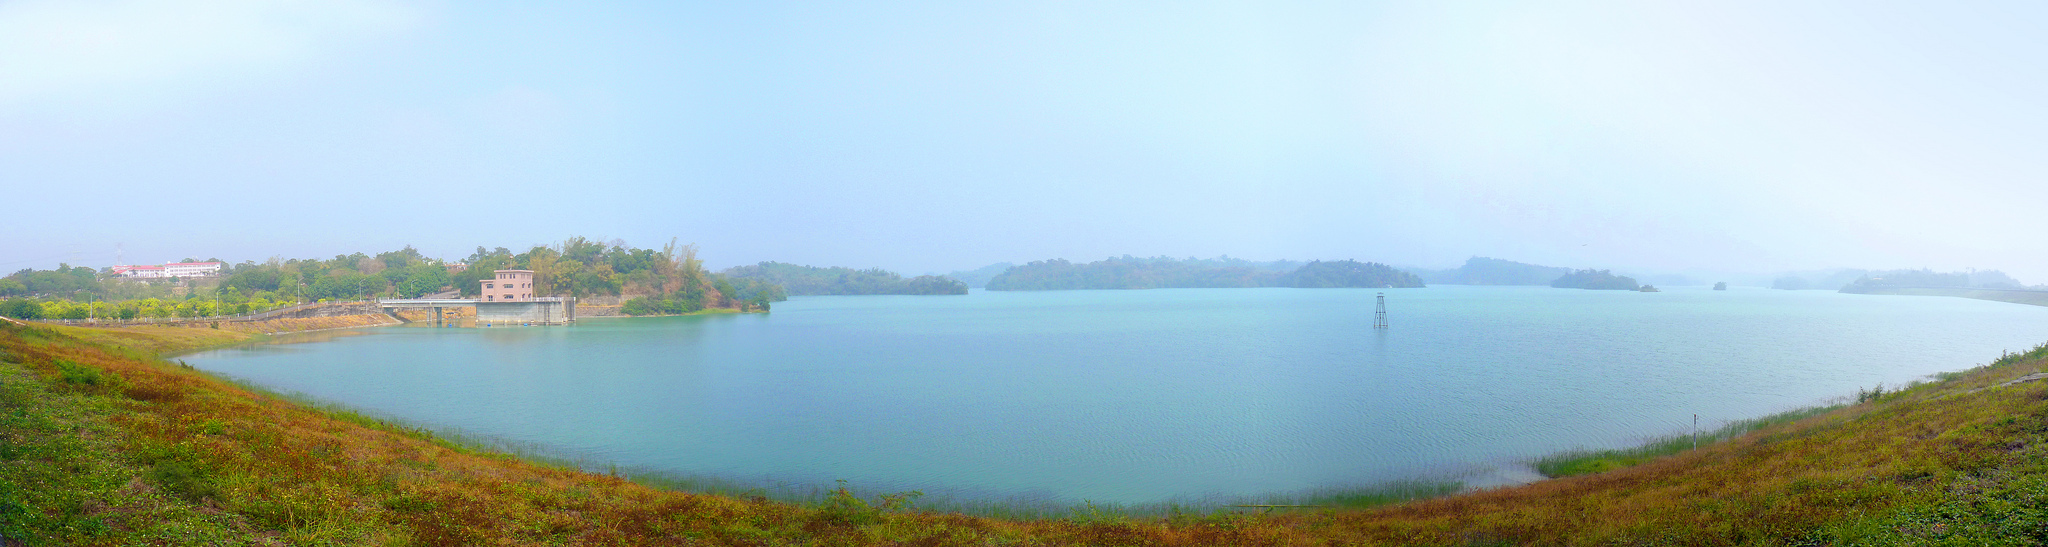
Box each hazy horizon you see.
[8,2,2048,282]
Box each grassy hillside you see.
[4,321,2048,545]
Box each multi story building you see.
[110,265,166,278]
[163,262,223,278]
[481,270,535,301]
[112,261,221,279]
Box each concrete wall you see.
[474,299,575,325]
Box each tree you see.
[0,298,43,319]
[393,263,452,298]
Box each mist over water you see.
[188,287,2048,503]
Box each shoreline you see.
[14,295,2048,542]
[1849,286,2048,308]
[137,300,1989,508]
[141,292,2033,499]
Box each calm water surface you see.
[186,287,2048,503]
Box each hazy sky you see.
[6,1,2047,281]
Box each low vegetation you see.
[6,321,2048,544]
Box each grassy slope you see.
[5,321,2048,545]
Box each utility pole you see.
[1374,292,1388,329]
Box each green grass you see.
[1535,404,1846,478]
[0,341,243,544]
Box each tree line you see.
[722,262,968,296]
[0,237,794,320]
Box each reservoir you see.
[184,286,2048,504]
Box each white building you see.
[111,265,166,278]
[164,262,223,278]
[112,261,221,279]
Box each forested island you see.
[1549,269,1642,290]
[1416,257,1574,285]
[982,256,1420,291]
[723,262,967,295]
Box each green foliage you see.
[220,267,282,292]
[148,460,220,503]
[52,359,114,387]
[0,345,242,544]
[813,480,922,526]
[390,263,451,298]
[1549,269,1642,290]
[1535,404,1842,478]
[456,238,723,300]
[621,292,706,316]
[0,298,43,319]
[1282,260,1425,288]
[12,238,774,319]
[310,272,381,300]
[4,264,100,296]
[724,262,966,295]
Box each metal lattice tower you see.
[1373,292,1388,329]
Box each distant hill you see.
[985,256,1280,291]
[984,256,1418,291]
[1550,269,1641,291]
[723,262,967,295]
[943,263,1014,289]
[1840,269,2033,294]
[1282,260,1425,288]
[1770,269,1868,290]
[1425,257,1574,285]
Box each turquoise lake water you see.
[185,286,2048,503]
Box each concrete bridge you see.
[376,297,576,326]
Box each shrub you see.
[149,461,219,502]
[812,480,921,526]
